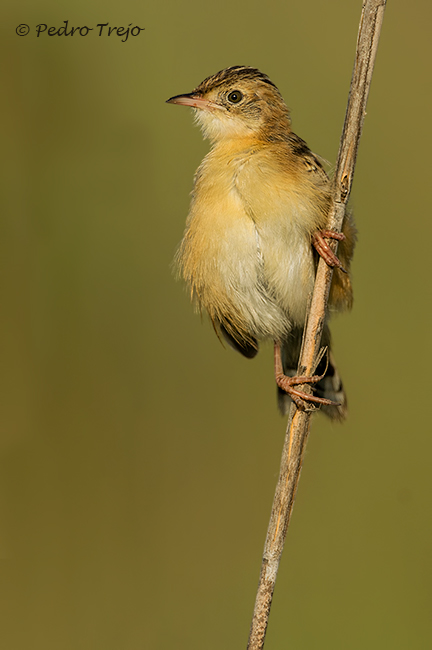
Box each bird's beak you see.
[166,93,224,111]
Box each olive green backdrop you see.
[1,1,431,648]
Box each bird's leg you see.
[312,230,347,273]
[274,342,338,408]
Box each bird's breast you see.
[176,145,321,339]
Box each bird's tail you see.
[278,325,347,421]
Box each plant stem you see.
[247,2,387,648]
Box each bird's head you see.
[166,66,292,144]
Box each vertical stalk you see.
[247,2,387,647]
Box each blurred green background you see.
[1,0,431,648]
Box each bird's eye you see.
[227,90,243,104]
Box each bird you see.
[166,66,356,420]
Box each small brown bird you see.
[167,66,356,420]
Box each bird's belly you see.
[178,188,315,341]
[258,224,316,327]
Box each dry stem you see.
[247,1,387,648]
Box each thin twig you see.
[247,2,387,648]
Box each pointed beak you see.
[166,93,224,111]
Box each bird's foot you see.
[312,230,347,273]
[275,371,338,409]
[274,342,339,410]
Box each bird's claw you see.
[312,230,347,273]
